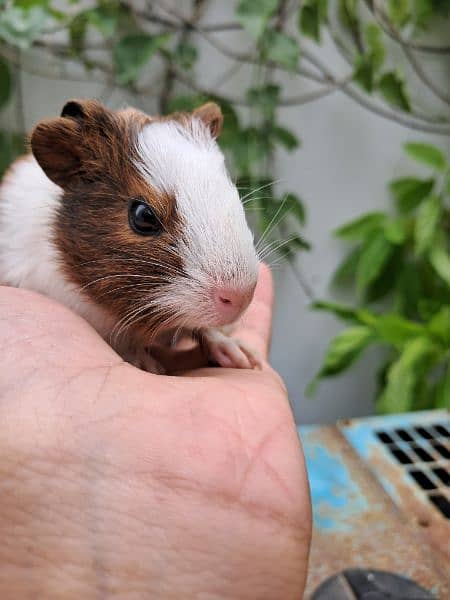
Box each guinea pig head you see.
[31,99,259,340]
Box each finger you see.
[233,263,273,360]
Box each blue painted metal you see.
[298,411,450,598]
[299,426,368,532]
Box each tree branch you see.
[363,0,450,54]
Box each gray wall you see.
[2,1,449,424]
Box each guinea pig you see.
[0,99,261,373]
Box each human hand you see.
[0,265,311,599]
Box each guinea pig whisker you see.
[239,179,280,204]
[80,273,177,292]
[258,235,297,262]
[94,281,171,300]
[255,193,290,253]
[112,297,178,346]
[258,234,294,260]
[242,194,279,207]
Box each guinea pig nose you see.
[212,285,256,323]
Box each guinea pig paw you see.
[202,329,260,370]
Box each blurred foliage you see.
[313,142,450,413]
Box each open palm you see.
[0,265,311,599]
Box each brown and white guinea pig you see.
[0,99,261,373]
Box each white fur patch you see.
[135,118,259,326]
[0,156,114,337]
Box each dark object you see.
[311,568,434,599]
[128,198,162,236]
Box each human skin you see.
[0,264,311,599]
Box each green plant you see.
[1,1,450,280]
[313,142,450,413]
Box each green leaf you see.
[378,71,411,112]
[236,0,277,39]
[414,195,441,255]
[418,298,443,322]
[282,193,306,225]
[383,218,407,245]
[69,12,88,55]
[374,314,425,348]
[332,247,361,285]
[388,0,411,27]
[0,130,25,177]
[312,300,377,326]
[394,262,422,316]
[389,176,434,212]
[365,247,402,303]
[86,6,118,37]
[429,238,450,287]
[263,30,300,70]
[318,0,328,19]
[312,300,358,321]
[338,0,358,30]
[0,6,48,49]
[404,142,447,171]
[113,33,170,85]
[246,84,280,120]
[318,326,375,377]
[434,364,450,409]
[299,2,320,42]
[0,56,12,109]
[445,173,450,197]
[173,41,198,69]
[379,336,437,413]
[273,126,299,151]
[229,126,272,175]
[365,22,385,71]
[258,192,306,229]
[334,212,385,240]
[284,234,311,252]
[356,230,394,296]
[428,306,450,346]
[353,54,374,92]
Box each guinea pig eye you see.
[128,199,162,236]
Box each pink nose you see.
[212,285,256,323]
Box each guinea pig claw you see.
[201,328,261,370]
[238,340,263,370]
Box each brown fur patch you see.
[31,100,189,344]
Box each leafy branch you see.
[313,142,450,412]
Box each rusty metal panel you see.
[299,423,449,599]
[339,410,450,589]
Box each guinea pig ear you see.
[31,99,111,188]
[31,116,83,188]
[193,102,223,139]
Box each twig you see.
[368,1,450,106]
[319,31,450,134]
[288,258,315,301]
[363,0,450,54]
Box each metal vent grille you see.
[374,422,450,519]
[340,411,450,525]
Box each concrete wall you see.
[2,1,449,424]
